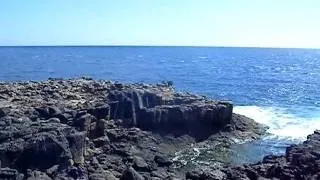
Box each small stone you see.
[67,166,87,179]
[67,159,74,166]
[133,156,149,172]
[74,113,94,132]
[154,155,172,167]
[88,105,110,120]
[0,108,6,118]
[151,168,169,179]
[120,167,144,180]
[13,117,29,123]
[91,119,108,138]
[34,107,49,118]
[91,157,100,166]
[47,118,60,123]
[55,113,69,124]
[48,106,62,117]
[114,83,123,89]
[46,165,59,176]
[93,136,110,147]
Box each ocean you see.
[1,46,319,163]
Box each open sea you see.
[1,46,320,164]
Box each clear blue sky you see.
[1,0,320,48]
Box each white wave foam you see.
[233,106,320,141]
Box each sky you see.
[1,0,320,48]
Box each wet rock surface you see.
[0,78,316,179]
[186,130,320,180]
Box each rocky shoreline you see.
[0,78,318,180]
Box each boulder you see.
[67,131,86,164]
[0,118,87,172]
[0,108,8,118]
[120,167,144,180]
[74,113,95,132]
[154,155,172,167]
[34,107,50,119]
[132,156,149,172]
[48,106,62,117]
[88,104,110,120]
[91,119,108,138]
[12,132,72,171]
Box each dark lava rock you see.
[35,107,50,119]
[91,119,108,138]
[0,108,8,118]
[108,89,233,140]
[0,167,24,180]
[132,156,149,172]
[0,79,293,179]
[88,104,110,120]
[26,170,52,180]
[1,132,71,171]
[154,155,172,167]
[47,117,61,123]
[74,113,95,132]
[93,136,110,147]
[67,131,86,164]
[120,167,144,180]
[48,106,62,117]
[46,165,59,177]
[0,118,86,176]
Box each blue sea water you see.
[1,46,320,163]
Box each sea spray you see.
[233,106,320,141]
[229,105,320,164]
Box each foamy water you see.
[233,106,320,141]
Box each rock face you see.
[3,78,317,180]
[0,114,87,178]
[108,88,233,139]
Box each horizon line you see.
[0,44,319,50]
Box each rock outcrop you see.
[4,78,317,180]
[108,88,233,140]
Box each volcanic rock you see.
[0,78,282,179]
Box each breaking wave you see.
[233,106,320,141]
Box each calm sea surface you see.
[1,46,320,163]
